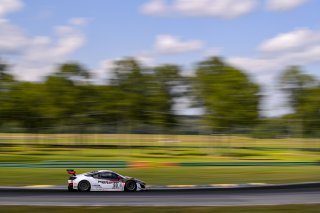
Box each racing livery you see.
[67,169,146,192]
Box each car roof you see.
[83,170,117,176]
[96,170,114,173]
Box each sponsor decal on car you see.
[98,180,118,184]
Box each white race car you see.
[67,169,146,192]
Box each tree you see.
[0,59,15,90]
[279,66,317,111]
[147,64,184,128]
[4,82,49,131]
[110,58,150,126]
[42,63,93,130]
[55,62,90,84]
[279,66,319,137]
[44,71,79,128]
[0,59,15,128]
[194,57,260,132]
[110,58,180,130]
[296,87,320,137]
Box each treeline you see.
[0,57,319,137]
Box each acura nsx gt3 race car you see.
[67,169,146,192]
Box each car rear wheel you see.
[125,180,137,192]
[78,180,91,192]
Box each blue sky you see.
[1,0,320,116]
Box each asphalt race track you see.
[1,183,320,206]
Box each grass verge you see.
[0,166,319,186]
[0,145,319,163]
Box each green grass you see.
[1,205,320,213]
[1,133,320,148]
[0,145,319,163]
[1,134,319,186]
[1,134,319,163]
[0,166,319,186]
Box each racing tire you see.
[125,180,137,192]
[78,180,91,192]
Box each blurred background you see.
[0,0,319,187]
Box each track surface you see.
[1,184,320,206]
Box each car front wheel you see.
[125,180,137,192]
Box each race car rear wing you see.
[66,169,76,176]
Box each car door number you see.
[112,182,121,189]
